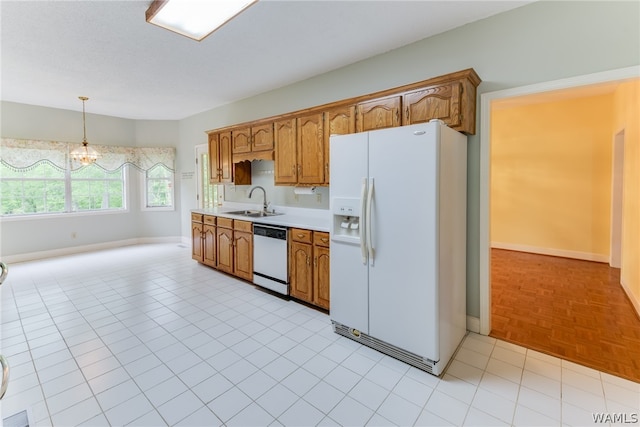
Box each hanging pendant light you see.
[70,96,99,166]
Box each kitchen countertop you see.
[191,204,331,233]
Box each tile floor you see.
[0,244,638,427]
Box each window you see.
[1,139,175,217]
[195,144,221,209]
[71,164,125,211]
[144,164,174,209]
[0,162,66,215]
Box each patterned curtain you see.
[1,139,175,172]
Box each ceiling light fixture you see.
[70,96,99,166]
[145,0,258,42]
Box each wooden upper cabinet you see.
[274,118,297,185]
[324,105,355,185]
[206,70,481,155]
[297,113,324,185]
[356,96,401,132]
[218,131,234,183]
[232,123,274,162]
[325,105,356,138]
[252,123,275,152]
[232,127,251,154]
[208,133,220,183]
[209,131,250,185]
[402,82,462,128]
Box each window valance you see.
[0,139,175,172]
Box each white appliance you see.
[253,224,289,295]
[329,120,467,376]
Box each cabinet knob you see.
[297,234,305,238]
[314,256,317,267]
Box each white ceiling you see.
[1,0,532,121]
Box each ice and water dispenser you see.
[331,197,361,244]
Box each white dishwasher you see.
[253,224,289,295]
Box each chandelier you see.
[70,96,99,166]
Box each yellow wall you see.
[613,80,640,308]
[491,94,614,258]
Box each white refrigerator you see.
[329,120,467,376]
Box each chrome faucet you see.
[248,186,268,212]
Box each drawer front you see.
[191,213,203,223]
[291,228,313,244]
[234,220,252,233]
[313,232,330,248]
[217,217,233,229]
[203,215,216,225]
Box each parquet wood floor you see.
[490,248,640,383]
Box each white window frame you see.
[140,165,175,211]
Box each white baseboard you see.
[620,278,640,319]
[491,242,609,263]
[467,316,480,334]
[3,236,183,264]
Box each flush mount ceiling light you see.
[70,96,99,166]
[145,0,258,41]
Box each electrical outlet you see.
[316,193,322,203]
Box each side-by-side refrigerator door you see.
[367,123,440,361]
[329,132,370,334]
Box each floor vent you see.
[3,410,30,427]
[332,321,438,375]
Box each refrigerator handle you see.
[366,177,375,265]
[360,178,368,264]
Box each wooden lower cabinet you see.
[290,240,313,302]
[216,217,251,278]
[216,225,234,274]
[191,214,204,262]
[203,216,216,268]
[233,220,253,281]
[312,232,330,310]
[289,229,330,310]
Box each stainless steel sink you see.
[225,210,283,218]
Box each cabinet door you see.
[313,245,330,310]
[274,119,298,185]
[208,133,221,183]
[191,221,203,262]
[232,127,252,154]
[324,105,355,185]
[252,123,275,152]
[402,82,462,127]
[234,230,253,281]
[203,224,216,267]
[216,227,234,274]
[289,241,313,302]
[356,96,401,132]
[219,131,233,183]
[297,113,324,185]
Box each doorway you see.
[477,66,640,380]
